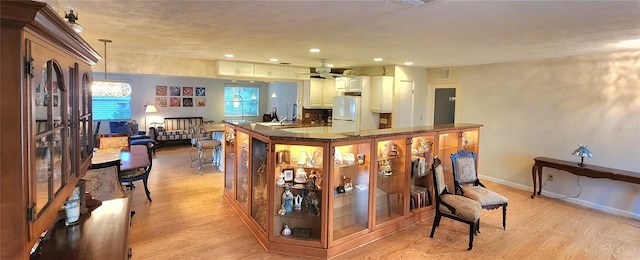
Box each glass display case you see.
[330,140,371,243]
[437,128,480,189]
[272,143,325,243]
[224,126,236,193]
[409,134,435,213]
[373,136,407,226]
[236,131,250,209]
[251,137,268,231]
[221,122,481,258]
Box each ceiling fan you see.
[306,59,353,79]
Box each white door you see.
[393,80,414,128]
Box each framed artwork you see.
[155,97,167,107]
[182,86,193,96]
[183,98,193,107]
[195,87,206,96]
[283,169,294,182]
[156,86,167,96]
[170,97,181,107]
[170,86,181,96]
[196,98,206,107]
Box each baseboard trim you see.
[479,174,640,221]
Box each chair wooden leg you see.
[142,177,152,202]
[429,213,441,238]
[476,219,480,234]
[502,204,507,230]
[468,222,475,250]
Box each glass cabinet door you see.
[251,137,268,231]
[273,143,324,242]
[437,129,480,190]
[78,73,93,166]
[224,127,235,192]
[33,60,69,218]
[331,141,370,242]
[236,131,249,209]
[437,131,460,190]
[373,137,407,226]
[462,129,479,154]
[409,134,435,212]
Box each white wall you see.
[267,82,299,121]
[442,51,640,219]
[93,72,270,133]
[393,65,429,127]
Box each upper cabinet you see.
[304,79,336,109]
[371,76,394,113]
[217,60,310,80]
[254,64,284,78]
[217,60,255,77]
[336,76,367,92]
[1,2,101,258]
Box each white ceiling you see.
[44,0,640,69]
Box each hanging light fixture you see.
[64,10,83,34]
[92,39,132,97]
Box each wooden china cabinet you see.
[0,2,100,259]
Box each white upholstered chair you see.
[451,150,508,230]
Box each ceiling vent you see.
[437,69,450,80]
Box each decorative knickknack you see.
[281,223,292,236]
[282,186,294,213]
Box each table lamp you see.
[572,144,593,167]
[144,104,157,131]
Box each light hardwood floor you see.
[127,145,640,259]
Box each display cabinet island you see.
[222,122,482,258]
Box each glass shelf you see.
[273,143,324,244]
[332,141,371,242]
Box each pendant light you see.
[92,39,132,97]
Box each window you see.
[224,85,259,117]
[91,80,132,120]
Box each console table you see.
[35,198,132,259]
[531,157,640,199]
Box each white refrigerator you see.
[332,96,361,132]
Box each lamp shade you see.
[233,94,241,108]
[145,104,157,113]
[572,145,594,158]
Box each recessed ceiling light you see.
[224,54,234,58]
[373,58,383,62]
[327,64,334,67]
[404,61,414,65]
[270,58,278,62]
[309,48,320,53]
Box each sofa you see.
[148,117,206,147]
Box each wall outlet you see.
[548,174,554,182]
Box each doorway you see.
[434,88,456,125]
[428,83,459,126]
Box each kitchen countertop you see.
[226,122,483,142]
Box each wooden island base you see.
[222,122,482,258]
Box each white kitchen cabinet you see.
[305,79,336,108]
[283,66,298,79]
[336,76,367,92]
[297,67,311,80]
[371,76,394,113]
[218,60,308,80]
[335,77,348,92]
[217,60,254,77]
[254,64,284,78]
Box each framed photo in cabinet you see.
[283,169,294,182]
